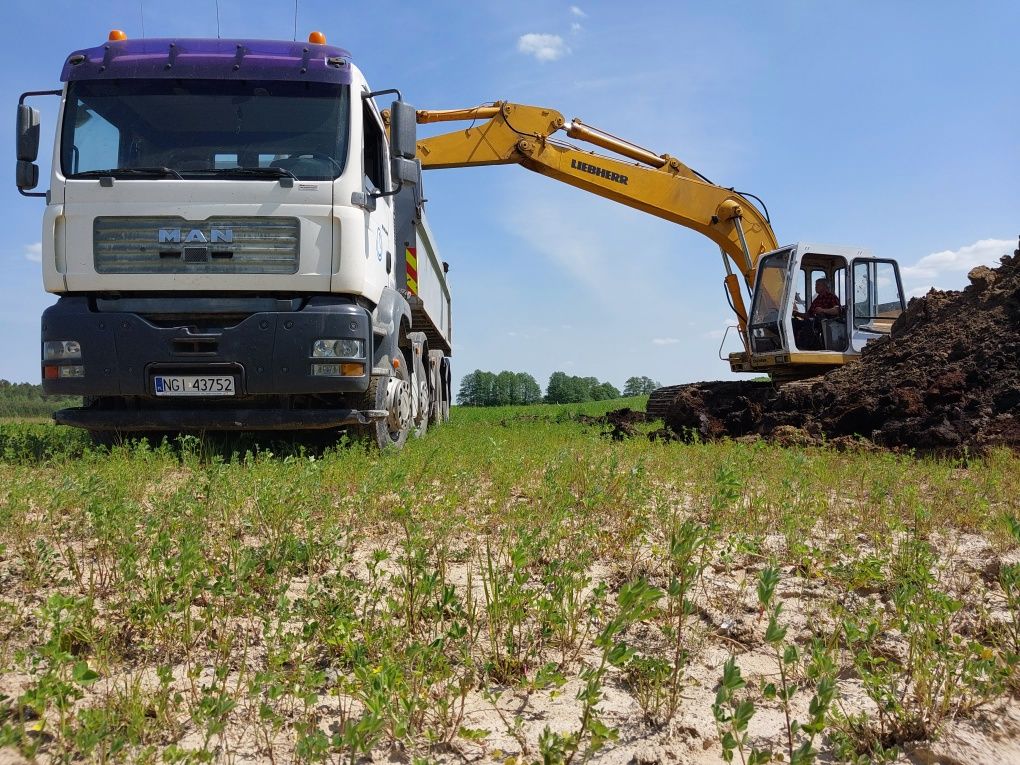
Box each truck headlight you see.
[311,338,364,358]
[43,340,82,360]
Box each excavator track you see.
[645,385,690,419]
[646,378,795,420]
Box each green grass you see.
[0,400,1018,763]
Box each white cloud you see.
[517,33,570,62]
[569,5,587,17]
[570,22,583,33]
[502,193,670,307]
[23,242,41,262]
[701,317,737,340]
[652,337,680,345]
[900,238,1012,294]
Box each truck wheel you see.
[87,430,119,448]
[440,357,452,422]
[413,363,430,439]
[363,348,412,449]
[428,350,445,426]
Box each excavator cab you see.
[736,243,906,381]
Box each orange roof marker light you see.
[308,31,326,45]
[108,29,128,41]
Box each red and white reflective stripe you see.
[406,247,418,295]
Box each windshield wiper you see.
[201,167,299,187]
[71,167,183,180]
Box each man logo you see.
[158,228,234,244]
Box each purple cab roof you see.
[60,38,354,85]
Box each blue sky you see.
[2,1,1017,390]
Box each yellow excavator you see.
[407,102,907,409]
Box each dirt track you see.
[652,238,1020,452]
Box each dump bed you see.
[394,183,452,354]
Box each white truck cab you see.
[17,33,452,447]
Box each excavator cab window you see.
[748,249,791,353]
[803,265,845,307]
[791,255,850,352]
[852,259,905,331]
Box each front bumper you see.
[54,406,387,431]
[41,295,373,399]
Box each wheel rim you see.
[416,379,430,430]
[383,376,412,441]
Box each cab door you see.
[360,97,395,295]
[747,248,795,353]
[850,258,906,351]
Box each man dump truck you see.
[17,32,452,448]
[19,32,907,445]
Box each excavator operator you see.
[793,278,841,349]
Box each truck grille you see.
[93,217,300,274]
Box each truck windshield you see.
[61,79,350,181]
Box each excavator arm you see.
[412,102,779,340]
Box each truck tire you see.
[428,350,445,427]
[87,430,119,448]
[440,356,452,422]
[412,357,430,440]
[360,348,412,449]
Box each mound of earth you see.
[653,238,1020,452]
[576,407,649,440]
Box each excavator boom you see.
[413,102,779,340]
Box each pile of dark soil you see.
[652,239,1020,452]
[577,408,649,441]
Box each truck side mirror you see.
[389,100,417,160]
[16,160,39,190]
[390,156,421,186]
[17,104,41,162]
[16,104,41,191]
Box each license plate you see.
[154,375,235,397]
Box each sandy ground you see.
[3,477,1019,765]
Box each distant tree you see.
[544,371,570,404]
[591,381,621,400]
[0,379,80,418]
[514,372,543,404]
[494,371,515,406]
[457,370,542,406]
[456,371,476,405]
[457,369,489,406]
[545,372,622,403]
[623,376,661,396]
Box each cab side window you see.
[363,100,386,191]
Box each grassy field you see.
[1,399,1019,764]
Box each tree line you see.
[0,380,81,418]
[457,371,661,406]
